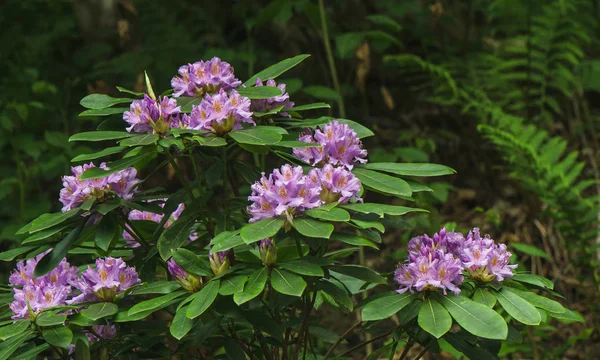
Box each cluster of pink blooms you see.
[69,257,140,303]
[182,89,254,134]
[247,164,361,222]
[394,228,518,295]
[171,57,241,97]
[250,78,294,116]
[59,162,140,213]
[293,120,368,169]
[123,95,182,134]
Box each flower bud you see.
[259,238,277,267]
[209,250,231,276]
[167,259,203,292]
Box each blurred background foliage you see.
[1,0,599,358]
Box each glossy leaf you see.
[237,86,282,99]
[288,102,330,111]
[0,331,33,360]
[495,288,542,325]
[157,213,198,260]
[27,209,79,233]
[95,216,117,252]
[35,313,67,327]
[42,326,73,348]
[170,306,194,340]
[192,135,227,147]
[511,243,550,259]
[329,265,386,284]
[506,287,566,314]
[187,280,220,319]
[305,207,350,222]
[331,233,378,249]
[341,203,426,218]
[71,146,127,162]
[240,218,285,244]
[418,297,452,338]
[219,275,249,296]
[293,218,334,238]
[279,259,324,276]
[512,274,554,289]
[172,248,212,276]
[69,131,133,142]
[472,288,497,308]
[34,225,82,277]
[353,169,412,197]
[210,231,244,253]
[441,294,508,340]
[128,291,186,316]
[234,267,268,305]
[357,163,455,176]
[0,320,30,341]
[229,128,282,145]
[80,302,119,321]
[80,152,155,180]
[244,54,310,86]
[271,268,307,297]
[79,107,128,117]
[119,134,159,147]
[80,94,133,109]
[361,292,415,321]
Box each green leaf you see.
[0,320,30,341]
[35,313,66,327]
[253,105,285,117]
[71,146,127,162]
[511,243,549,259]
[353,169,412,197]
[170,306,194,340]
[441,295,508,340]
[80,94,133,109]
[495,288,541,325]
[42,326,73,348]
[366,14,402,32]
[302,86,340,101]
[419,297,452,338]
[271,268,307,297]
[472,288,497,308]
[329,265,386,284]
[234,267,268,305]
[144,71,156,99]
[28,209,80,233]
[79,107,128,117]
[288,103,330,112]
[176,97,202,113]
[237,86,282,99]
[350,219,385,233]
[512,274,554,289]
[11,344,50,360]
[549,308,584,323]
[34,225,82,277]
[341,203,426,218]
[69,131,133,142]
[506,287,565,314]
[293,218,334,239]
[318,280,354,313]
[192,135,227,147]
[187,281,220,319]
[80,302,119,321]
[305,208,350,222]
[80,152,155,180]
[22,225,68,245]
[219,275,249,296]
[0,246,36,261]
[172,248,212,276]
[157,213,198,260]
[336,119,374,138]
[229,128,282,145]
[73,339,90,360]
[129,281,181,296]
[0,331,33,360]
[210,231,244,253]
[119,134,159,147]
[362,292,415,321]
[279,259,324,276]
[331,233,378,249]
[128,291,186,316]
[240,218,285,244]
[358,163,455,176]
[95,216,117,252]
[273,140,320,148]
[116,86,144,96]
[244,54,310,86]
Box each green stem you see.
[167,153,195,201]
[222,146,230,229]
[318,0,346,118]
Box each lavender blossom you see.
[69,257,140,303]
[308,165,361,204]
[167,258,202,292]
[460,228,517,282]
[183,89,253,135]
[171,57,241,97]
[250,78,294,116]
[394,252,464,296]
[59,162,140,212]
[86,323,117,344]
[209,249,231,276]
[123,201,193,248]
[247,164,322,223]
[123,94,181,134]
[406,228,464,262]
[293,120,367,169]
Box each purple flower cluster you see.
[69,257,140,303]
[394,228,517,295]
[308,165,362,204]
[293,120,368,169]
[9,251,78,319]
[167,258,202,292]
[171,57,242,97]
[182,89,253,135]
[59,162,140,213]
[123,95,182,134]
[250,78,294,116]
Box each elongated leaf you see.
[229,128,282,145]
[144,71,156,99]
[172,248,212,276]
[358,163,456,176]
[341,203,426,218]
[35,313,66,327]
[73,339,90,360]
[288,103,331,112]
[80,94,133,109]
[331,233,378,249]
[353,169,412,197]
[495,288,541,325]
[42,326,73,348]
[0,331,33,360]
[318,280,354,313]
[71,146,127,162]
[511,243,549,259]
[293,218,334,239]
[28,209,80,233]
[219,275,249,296]
[271,268,307,297]
[240,218,285,244]
[305,208,350,222]
[0,320,30,341]
[419,298,452,338]
[472,288,497,308]
[34,225,82,277]
[95,216,117,252]
[210,231,244,253]
[157,213,198,260]
[274,140,320,148]
[0,246,36,261]
[237,86,282,99]
[81,302,119,321]
[170,306,194,340]
[128,291,186,316]
[234,267,268,305]
[512,274,554,289]
[279,259,324,276]
[119,134,159,147]
[69,131,133,142]
[244,54,310,86]
[79,107,128,117]
[187,281,220,319]
[329,265,386,284]
[11,343,50,360]
[192,135,227,147]
[350,219,385,232]
[362,292,415,321]
[80,152,155,180]
[441,295,508,340]
[22,225,68,244]
[129,281,181,296]
[506,287,565,314]
[336,119,374,138]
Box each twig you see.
[414,338,435,360]
[339,330,392,358]
[323,321,361,360]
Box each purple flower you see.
[250,78,294,116]
[167,258,202,292]
[69,257,140,303]
[308,165,362,204]
[123,201,193,248]
[258,238,277,266]
[406,228,464,262]
[171,57,241,97]
[293,120,367,169]
[59,162,140,213]
[394,252,464,295]
[247,164,322,223]
[460,228,517,282]
[86,323,117,344]
[123,94,181,134]
[183,89,253,135]
[10,281,72,320]
[209,249,231,276]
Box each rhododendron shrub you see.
[0,55,576,359]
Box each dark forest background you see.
[1,0,599,358]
